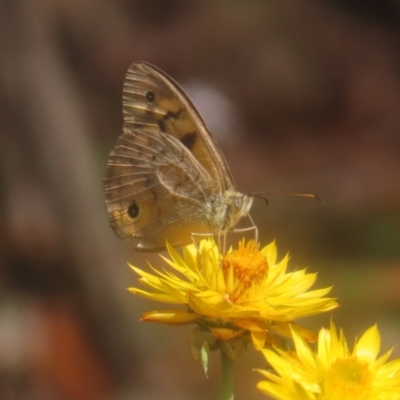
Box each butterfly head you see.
[210,190,253,232]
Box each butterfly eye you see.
[235,197,245,208]
[145,90,155,103]
[127,201,140,219]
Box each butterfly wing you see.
[103,127,218,251]
[122,62,236,194]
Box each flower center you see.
[322,358,372,400]
[221,240,268,302]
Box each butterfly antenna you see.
[248,193,269,207]
[250,192,323,204]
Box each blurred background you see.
[1,0,400,399]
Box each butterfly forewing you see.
[122,62,236,194]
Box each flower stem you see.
[221,349,234,400]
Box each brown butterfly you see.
[103,62,253,251]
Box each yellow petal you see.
[209,327,243,340]
[272,322,317,343]
[262,240,277,266]
[354,324,380,362]
[129,287,182,303]
[251,330,267,350]
[141,309,199,324]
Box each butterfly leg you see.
[222,232,227,254]
[190,232,214,251]
[230,212,258,243]
[247,212,258,243]
[190,232,229,254]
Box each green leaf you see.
[201,342,210,378]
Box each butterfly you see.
[103,62,254,251]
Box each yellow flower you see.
[257,322,400,400]
[129,238,337,358]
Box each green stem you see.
[221,349,234,400]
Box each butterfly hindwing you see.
[103,128,217,250]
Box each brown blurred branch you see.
[0,0,142,398]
